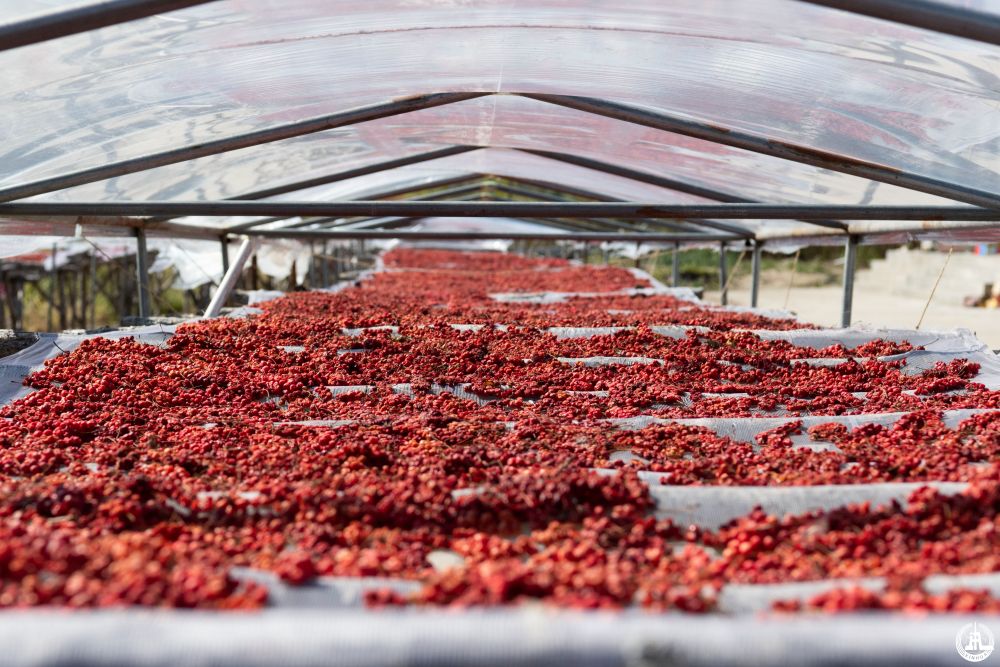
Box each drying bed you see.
[0,248,998,664]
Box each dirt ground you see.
[706,281,1000,350]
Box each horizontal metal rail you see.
[0,201,995,220]
[244,229,739,242]
[794,0,1000,46]
[0,0,219,52]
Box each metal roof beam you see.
[248,175,709,235]
[0,0,220,52]
[225,174,489,232]
[515,148,846,231]
[0,93,488,202]
[227,145,481,201]
[0,201,994,220]
[794,0,1000,46]
[487,183,706,235]
[519,93,1000,209]
[493,175,755,237]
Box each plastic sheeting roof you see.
[0,0,997,244]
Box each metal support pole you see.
[308,241,316,288]
[671,242,681,287]
[88,250,98,328]
[220,235,230,273]
[134,228,151,320]
[841,235,859,328]
[46,242,56,331]
[750,242,762,308]
[203,238,254,319]
[321,242,330,287]
[718,242,729,306]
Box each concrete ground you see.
[706,283,1000,350]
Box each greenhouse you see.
[0,1,998,665]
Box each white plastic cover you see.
[0,1,997,243]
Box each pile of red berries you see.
[0,248,997,613]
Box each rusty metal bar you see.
[794,0,1000,45]
[520,94,1000,209]
[0,0,220,52]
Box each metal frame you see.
[718,242,729,306]
[794,0,1000,46]
[521,94,1000,210]
[219,173,750,238]
[750,242,762,308]
[224,166,752,237]
[203,237,254,319]
[1,6,997,329]
[0,0,220,52]
[488,175,754,237]
[0,201,993,220]
[0,93,486,202]
[134,227,151,319]
[244,229,738,242]
[226,146,481,202]
[841,235,859,327]
[514,148,848,231]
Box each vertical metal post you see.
[134,228,151,319]
[750,241,762,308]
[718,241,729,306]
[88,250,97,328]
[841,235,859,328]
[308,241,316,287]
[321,242,330,287]
[671,242,681,287]
[220,235,230,273]
[204,238,255,319]
[634,242,641,268]
[46,242,57,331]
